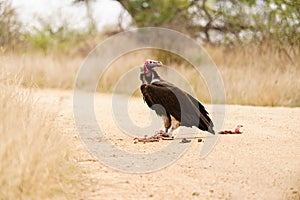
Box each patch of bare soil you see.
[34,89,300,200]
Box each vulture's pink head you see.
[144,59,163,76]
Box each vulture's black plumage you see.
[140,59,215,136]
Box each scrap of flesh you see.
[218,125,243,134]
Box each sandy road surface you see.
[34,89,299,200]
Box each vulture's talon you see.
[161,132,171,138]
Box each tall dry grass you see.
[0,51,80,89]
[1,43,299,106]
[0,70,82,199]
[207,44,300,106]
[97,46,300,106]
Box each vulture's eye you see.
[150,61,152,63]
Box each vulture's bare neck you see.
[140,69,162,84]
[150,70,161,83]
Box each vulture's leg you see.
[168,117,180,136]
[167,125,178,137]
[162,114,171,135]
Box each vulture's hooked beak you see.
[144,59,163,69]
[149,61,163,69]
[154,61,163,67]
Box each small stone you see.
[181,138,191,143]
[198,138,202,142]
[192,192,200,196]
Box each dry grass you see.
[0,51,80,89]
[207,44,300,106]
[1,43,299,107]
[97,46,300,107]
[0,70,82,199]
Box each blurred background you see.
[1,0,299,106]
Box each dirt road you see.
[34,89,299,200]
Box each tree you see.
[73,0,97,33]
[0,0,22,48]
[115,0,300,49]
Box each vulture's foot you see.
[167,128,174,137]
[155,130,174,139]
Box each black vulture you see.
[140,59,215,136]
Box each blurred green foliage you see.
[120,0,190,27]
[23,25,89,54]
[0,0,95,54]
[117,0,300,49]
[1,0,299,55]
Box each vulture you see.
[140,59,215,137]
